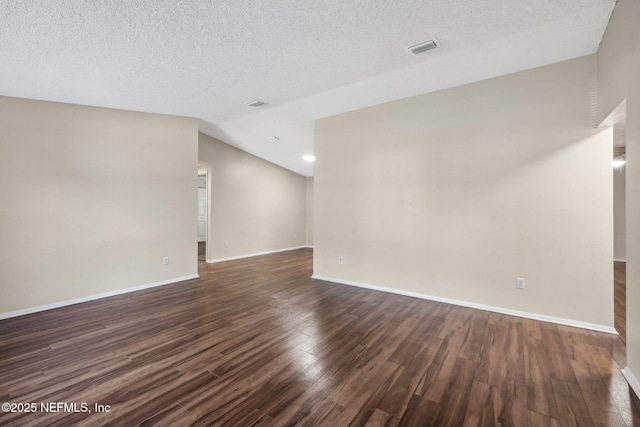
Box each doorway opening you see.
[601,101,627,343]
[198,171,207,262]
[613,117,627,342]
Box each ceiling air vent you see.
[407,39,438,55]
[246,99,266,107]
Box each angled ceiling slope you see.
[0,0,615,176]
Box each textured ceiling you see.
[1,0,615,176]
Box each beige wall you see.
[314,55,613,328]
[598,0,640,390]
[198,133,306,260]
[0,96,199,315]
[306,177,314,246]
[614,166,626,261]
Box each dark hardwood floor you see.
[615,261,626,344]
[198,241,206,262]
[1,248,638,426]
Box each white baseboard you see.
[0,274,200,320]
[207,246,310,263]
[622,367,640,399]
[311,274,618,335]
[614,258,627,263]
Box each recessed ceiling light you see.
[407,39,438,55]
[303,155,315,162]
[246,99,266,107]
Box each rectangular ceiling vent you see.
[407,39,438,55]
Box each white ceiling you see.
[0,0,615,176]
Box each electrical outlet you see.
[516,277,525,289]
[338,256,343,265]
[163,257,169,265]
[224,241,229,248]
[293,233,297,239]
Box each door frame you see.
[198,163,212,262]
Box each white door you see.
[198,187,206,242]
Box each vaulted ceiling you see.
[0,0,616,176]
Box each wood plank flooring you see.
[1,248,638,426]
[614,261,626,343]
[198,242,206,262]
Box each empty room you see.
[1,1,640,426]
